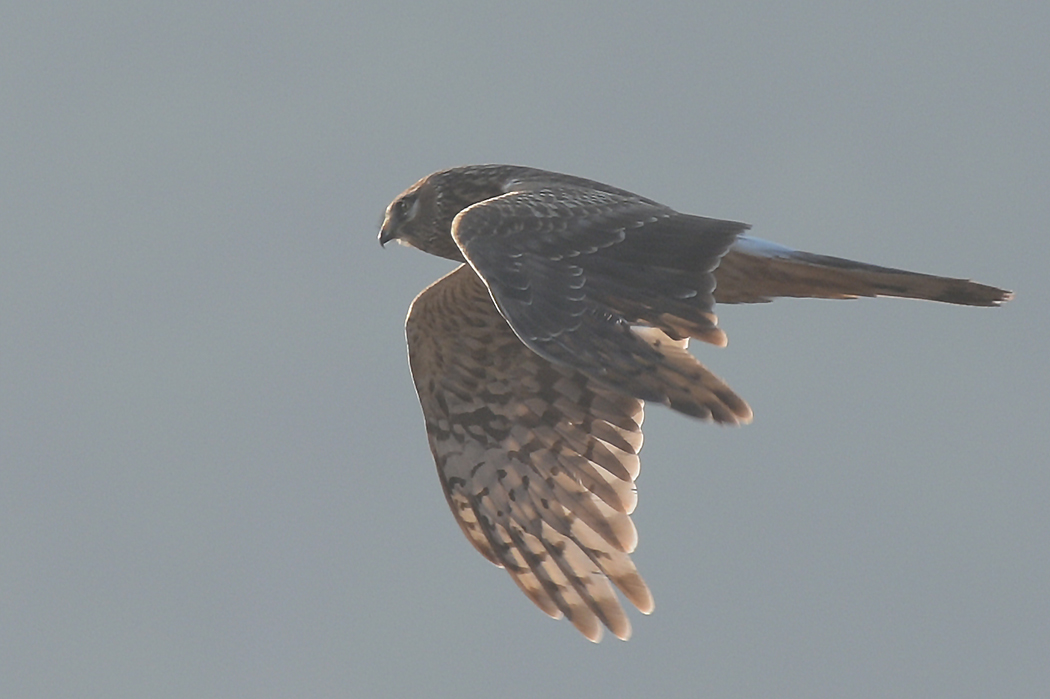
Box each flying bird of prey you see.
[378,164,1011,642]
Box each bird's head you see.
[379,166,525,262]
[379,176,438,248]
[378,173,468,262]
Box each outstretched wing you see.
[451,186,752,423]
[406,265,655,641]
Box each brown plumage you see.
[379,164,1011,641]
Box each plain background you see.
[2,2,1047,697]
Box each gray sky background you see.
[2,2,1048,697]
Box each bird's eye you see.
[395,195,418,220]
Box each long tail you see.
[713,236,1012,306]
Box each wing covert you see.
[452,187,751,422]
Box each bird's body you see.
[379,164,1011,641]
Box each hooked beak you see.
[378,216,397,247]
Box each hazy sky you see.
[2,2,1047,697]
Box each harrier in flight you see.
[378,164,1011,641]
